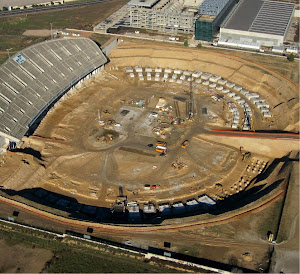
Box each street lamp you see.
[50,23,53,39]
[6,48,13,59]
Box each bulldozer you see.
[181,140,189,148]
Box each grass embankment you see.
[276,163,299,243]
[90,33,111,47]
[0,0,127,35]
[0,36,48,64]
[256,199,284,239]
[0,221,179,273]
[0,0,125,64]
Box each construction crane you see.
[186,81,194,120]
[250,111,255,131]
[174,100,181,125]
[243,106,255,132]
[97,108,105,125]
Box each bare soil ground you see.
[0,189,285,272]
[110,42,299,132]
[23,29,51,36]
[0,68,280,208]
[1,43,297,207]
[0,42,298,272]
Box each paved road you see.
[0,0,109,15]
[206,129,300,140]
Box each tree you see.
[184,40,188,47]
[288,53,295,62]
[197,42,202,49]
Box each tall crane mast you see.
[187,81,194,120]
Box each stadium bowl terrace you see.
[0,39,298,225]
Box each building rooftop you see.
[223,0,295,36]
[198,0,230,16]
[0,38,107,140]
[128,0,160,8]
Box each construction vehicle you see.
[111,186,127,215]
[156,141,167,154]
[240,146,251,161]
[156,141,167,147]
[156,146,167,153]
[181,140,189,148]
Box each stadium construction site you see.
[0,37,299,271]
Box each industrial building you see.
[219,0,295,46]
[0,38,107,143]
[195,0,238,41]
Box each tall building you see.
[195,0,238,41]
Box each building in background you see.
[94,0,237,37]
[219,0,295,46]
[195,0,238,41]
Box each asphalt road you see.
[206,129,300,140]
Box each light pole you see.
[6,48,12,59]
[50,23,53,39]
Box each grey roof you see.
[198,0,230,16]
[249,1,295,36]
[223,0,263,31]
[0,38,107,140]
[198,195,216,205]
[128,0,159,8]
[223,0,294,36]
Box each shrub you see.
[288,53,295,62]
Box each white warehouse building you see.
[219,0,295,47]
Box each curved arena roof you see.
[0,37,107,141]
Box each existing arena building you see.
[219,0,295,46]
[0,38,107,144]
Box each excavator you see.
[240,146,251,161]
